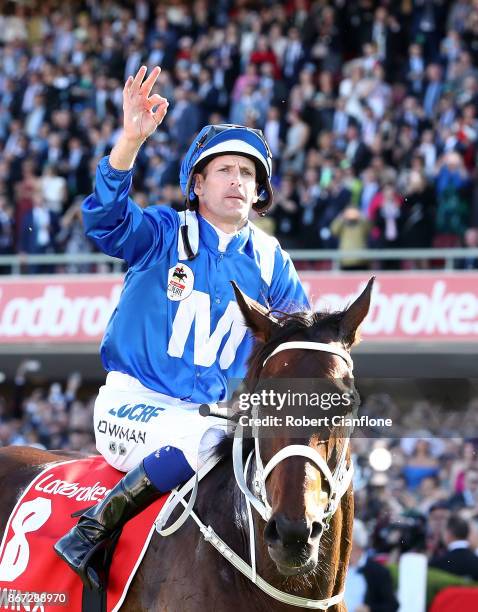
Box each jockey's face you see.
[194,154,259,230]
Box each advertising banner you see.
[1,272,477,344]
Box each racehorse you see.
[0,278,374,611]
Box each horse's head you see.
[232,278,374,579]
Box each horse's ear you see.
[230,281,279,343]
[340,277,375,348]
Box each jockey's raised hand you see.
[124,65,168,142]
[110,65,169,170]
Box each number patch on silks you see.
[0,457,169,612]
[167,264,194,301]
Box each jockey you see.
[54,66,309,588]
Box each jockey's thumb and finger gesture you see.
[122,65,169,144]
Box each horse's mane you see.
[212,306,347,461]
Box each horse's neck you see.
[195,456,351,611]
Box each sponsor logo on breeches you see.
[108,403,164,422]
[97,420,147,444]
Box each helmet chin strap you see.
[180,170,199,260]
[181,211,197,260]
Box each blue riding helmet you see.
[179,124,273,214]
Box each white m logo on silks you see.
[0,497,52,581]
[168,291,248,368]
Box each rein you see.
[155,340,356,610]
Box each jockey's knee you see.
[143,446,195,493]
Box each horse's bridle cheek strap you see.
[233,431,271,521]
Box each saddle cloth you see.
[0,456,168,612]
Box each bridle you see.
[155,340,357,610]
[233,341,356,608]
[234,341,354,522]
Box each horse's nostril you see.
[264,519,280,545]
[270,514,311,548]
[310,521,323,540]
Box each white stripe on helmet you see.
[194,140,271,176]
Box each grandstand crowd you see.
[0,0,478,269]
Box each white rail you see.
[0,248,477,273]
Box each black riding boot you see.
[54,461,161,589]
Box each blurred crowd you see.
[349,394,478,604]
[0,360,96,453]
[0,0,478,271]
[353,436,478,560]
